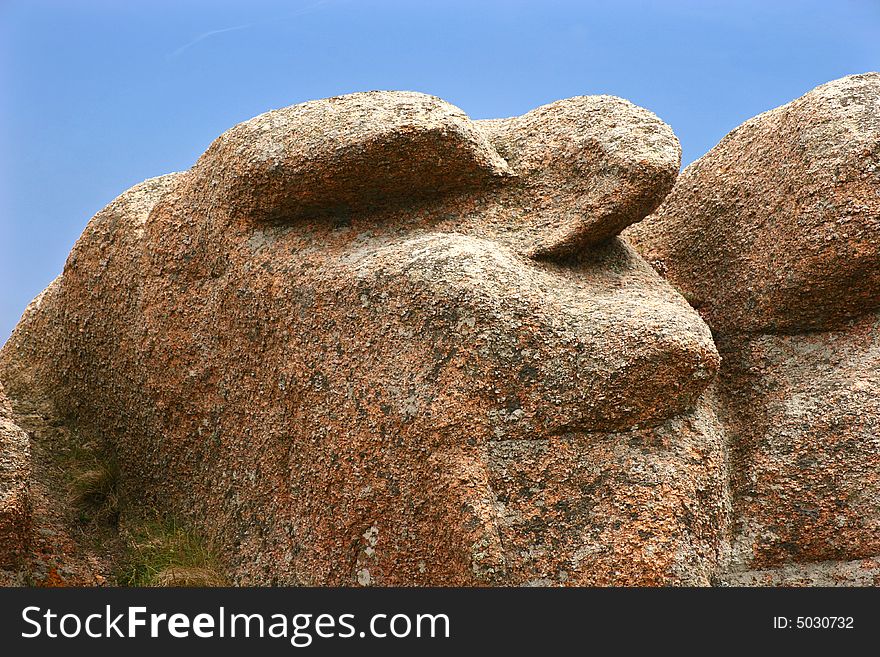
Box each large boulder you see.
[627,72,880,334]
[627,73,880,581]
[475,95,681,257]
[0,91,727,585]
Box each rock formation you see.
[1,75,877,586]
[0,91,730,586]
[626,72,880,585]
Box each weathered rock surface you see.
[475,95,681,257]
[719,557,880,587]
[627,72,880,334]
[7,76,876,586]
[189,91,513,224]
[627,73,880,583]
[0,382,29,571]
[717,315,880,571]
[0,90,726,585]
[0,386,117,587]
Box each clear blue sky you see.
[1,0,878,342]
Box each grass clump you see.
[66,439,121,526]
[59,429,225,587]
[118,515,227,587]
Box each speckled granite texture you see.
[2,75,878,586]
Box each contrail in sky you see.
[166,0,329,60]
[167,24,252,59]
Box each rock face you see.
[0,382,29,571]
[627,73,880,583]
[0,91,730,585]
[717,320,880,572]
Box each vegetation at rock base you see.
[61,427,225,586]
[116,514,227,587]
[63,432,121,527]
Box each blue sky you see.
[1,0,878,342]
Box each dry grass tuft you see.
[151,566,227,587]
[67,445,120,526]
[118,516,227,587]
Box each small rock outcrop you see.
[627,73,880,584]
[0,91,728,585]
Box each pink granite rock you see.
[628,73,880,584]
[0,90,725,585]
